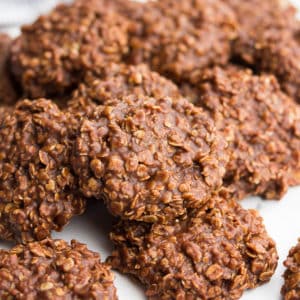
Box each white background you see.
[1,0,300,299]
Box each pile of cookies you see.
[0,0,300,299]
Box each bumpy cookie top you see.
[76,63,181,103]
[128,0,237,80]
[11,0,130,98]
[109,191,278,299]
[67,63,182,119]
[0,100,85,242]
[0,239,117,300]
[72,95,228,222]
[228,0,300,102]
[186,66,300,200]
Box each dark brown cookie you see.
[71,94,228,222]
[0,239,117,300]
[282,239,300,300]
[0,100,85,243]
[67,63,182,118]
[127,0,237,81]
[0,34,18,105]
[108,191,278,299]
[11,0,130,98]
[228,0,300,103]
[181,66,300,200]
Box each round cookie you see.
[0,99,85,243]
[11,0,130,98]
[181,66,300,200]
[0,239,117,299]
[108,191,278,299]
[282,239,300,300]
[72,95,228,222]
[127,0,237,81]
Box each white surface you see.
[0,0,72,37]
[0,0,72,25]
[1,1,300,299]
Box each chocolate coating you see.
[181,66,300,200]
[67,63,182,118]
[11,0,130,98]
[127,0,237,81]
[0,239,117,299]
[0,100,85,243]
[72,94,228,222]
[228,0,300,103]
[77,63,181,103]
[109,191,278,299]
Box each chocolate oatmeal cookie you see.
[71,95,228,222]
[109,191,278,299]
[67,63,182,118]
[228,0,300,102]
[282,239,300,300]
[0,34,18,105]
[127,0,237,81]
[0,239,117,299]
[181,66,300,200]
[0,100,85,243]
[11,0,130,98]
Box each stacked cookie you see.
[1,0,300,299]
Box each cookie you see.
[11,0,130,98]
[109,191,278,299]
[127,0,237,81]
[0,99,85,242]
[71,94,228,222]
[0,239,117,299]
[181,66,300,200]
